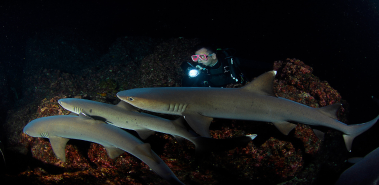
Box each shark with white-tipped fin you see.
[117,70,379,152]
[23,114,184,185]
[58,99,257,154]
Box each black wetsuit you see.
[182,55,272,87]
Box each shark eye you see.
[128,97,134,101]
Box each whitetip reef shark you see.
[23,114,184,185]
[58,98,257,154]
[335,147,379,185]
[117,70,379,152]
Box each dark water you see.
[1,0,379,183]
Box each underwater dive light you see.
[188,69,200,78]
[187,62,206,78]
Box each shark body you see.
[58,99,256,153]
[117,71,379,151]
[58,99,185,140]
[23,114,183,184]
[336,147,379,185]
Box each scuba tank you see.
[216,48,244,84]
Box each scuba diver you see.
[182,46,273,87]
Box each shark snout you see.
[58,99,70,109]
[23,122,35,136]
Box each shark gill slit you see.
[174,104,179,112]
[74,107,82,114]
[40,132,49,138]
[168,103,188,113]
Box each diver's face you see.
[194,48,217,67]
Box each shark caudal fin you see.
[191,134,257,156]
[343,97,379,152]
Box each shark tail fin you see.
[343,113,379,152]
[343,96,379,152]
[191,134,257,157]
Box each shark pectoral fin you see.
[116,101,138,112]
[183,113,213,138]
[104,146,125,159]
[49,136,70,162]
[171,117,187,130]
[78,112,93,120]
[133,143,160,163]
[312,129,325,141]
[135,129,156,140]
[273,121,297,135]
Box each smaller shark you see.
[117,70,379,151]
[58,98,257,154]
[335,147,379,185]
[23,114,184,185]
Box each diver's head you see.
[191,47,218,67]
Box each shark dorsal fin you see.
[318,103,341,120]
[241,70,277,96]
[116,101,138,112]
